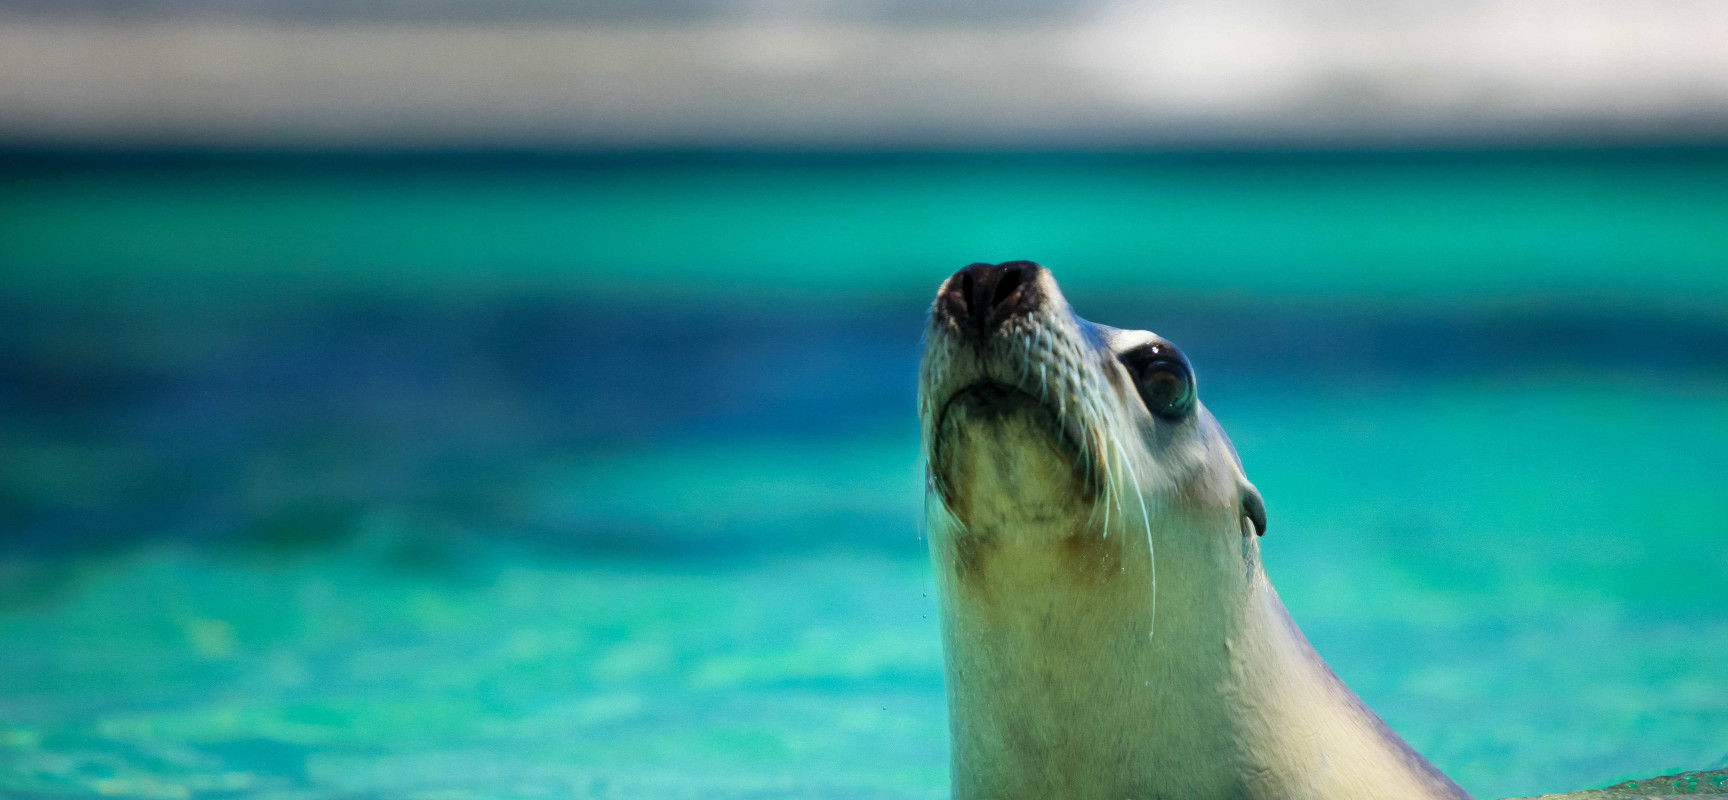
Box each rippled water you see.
[1,151,1725,799]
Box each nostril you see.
[939,261,1043,331]
[992,265,1024,310]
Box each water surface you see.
[1,150,1725,799]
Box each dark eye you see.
[1126,343,1195,421]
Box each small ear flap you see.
[1240,482,1267,537]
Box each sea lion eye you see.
[1127,343,1195,421]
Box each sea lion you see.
[918,260,1470,800]
[917,261,1728,800]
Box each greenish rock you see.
[1510,768,1728,798]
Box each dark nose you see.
[939,261,1043,334]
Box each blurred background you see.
[2,1,1727,798]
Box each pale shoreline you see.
[3,0,1728,148]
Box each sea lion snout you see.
[921,262,1109,514]
[937,260,1045,337]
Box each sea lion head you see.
[920,261,1265,610]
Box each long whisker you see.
[1098,428,1113,539]
[1112,436,1157,641]
[1085,392,1112,542]
[1102,407,1127,545]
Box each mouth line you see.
[932,380,1101,500]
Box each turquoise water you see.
[5,150,1728,300]
[1,151,1726,799]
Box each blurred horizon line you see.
[7,139,1728,161]
[5,2,1728,149]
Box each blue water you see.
[1,151,1726,799]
